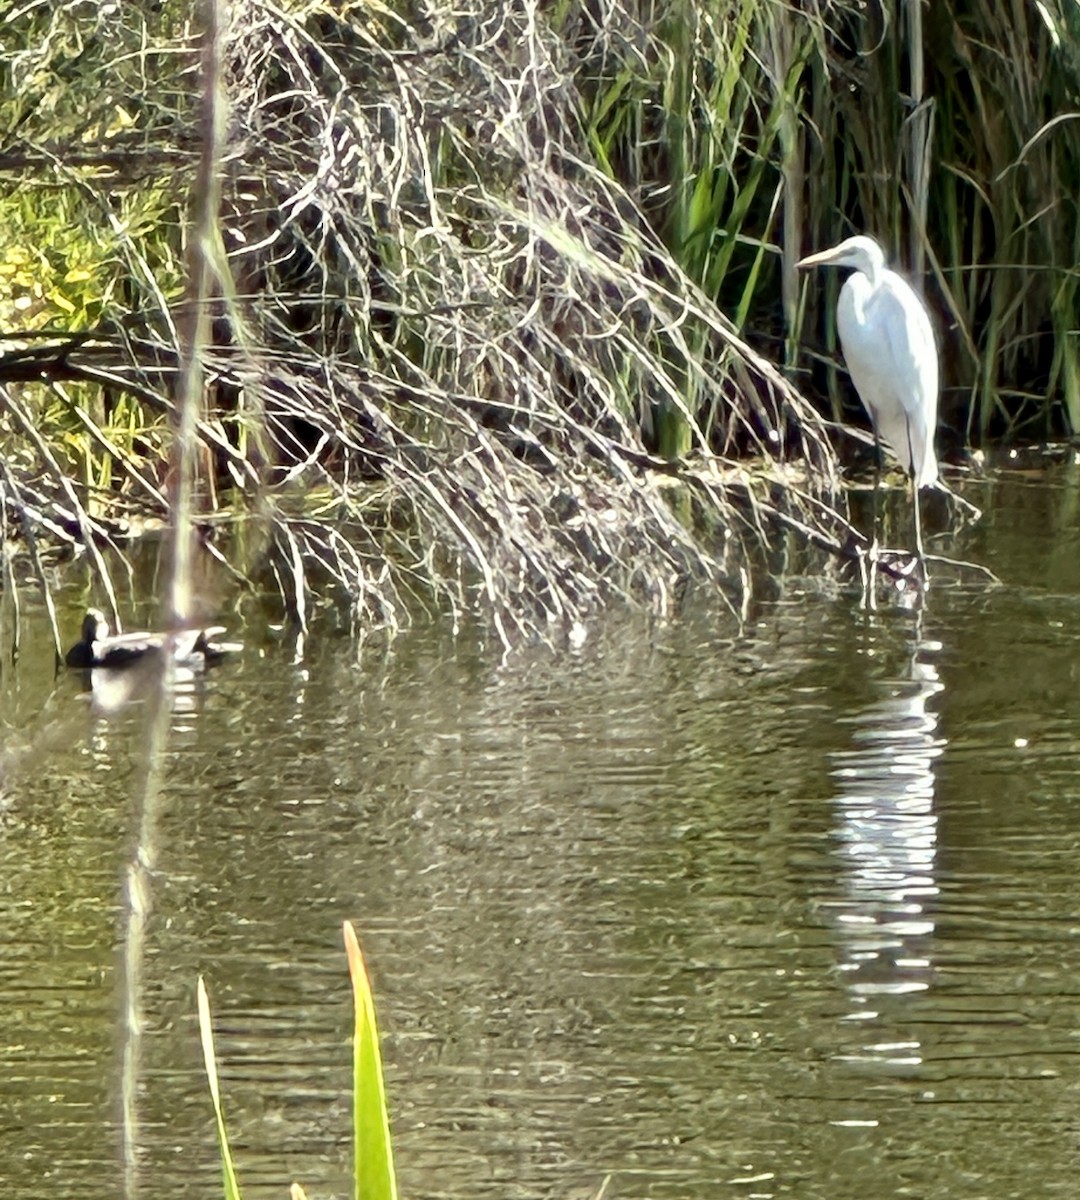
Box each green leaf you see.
[344,921,398,1200]
[197,977,244,1200]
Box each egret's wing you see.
[838,272,938,485]
[875,276,938,485]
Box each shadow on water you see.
[5,463,1080,1198]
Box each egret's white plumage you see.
[797,235,938,489]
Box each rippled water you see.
[3,461,1080,1198]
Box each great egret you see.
[796,234,938,567]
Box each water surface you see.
[2,463,1080,1198]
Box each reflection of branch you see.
[0,382,124,621]
[0,452,60,659]
[924,552,1001,584]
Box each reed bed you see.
[789,1,1080,444]
[4,0,1073,641]
[0,0,855,644]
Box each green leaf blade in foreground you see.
[196,976,244,1200]
[344,920,398,1200]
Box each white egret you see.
[796,235,938,567]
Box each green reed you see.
[197,921,399,1200]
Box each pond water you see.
[3,459,1080,1199]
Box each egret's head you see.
[796,235,886,277]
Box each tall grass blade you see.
[196,976,243,1200]
[343,921,398,1200]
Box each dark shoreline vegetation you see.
[1,1,1076,647]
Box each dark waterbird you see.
[65,609,241,669]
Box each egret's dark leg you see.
[912,474,929,585]
[902,418,928,587]
[870,438,882,559]
[865,435,882,609]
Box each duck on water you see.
[65,609,241,670]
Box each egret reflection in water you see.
[826,636,945,1064]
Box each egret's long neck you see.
[859,244,886,290]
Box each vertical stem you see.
[905,0,932,278]
[122,6,227,1193]
[772,8,802,368]
[171,0,226,627]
